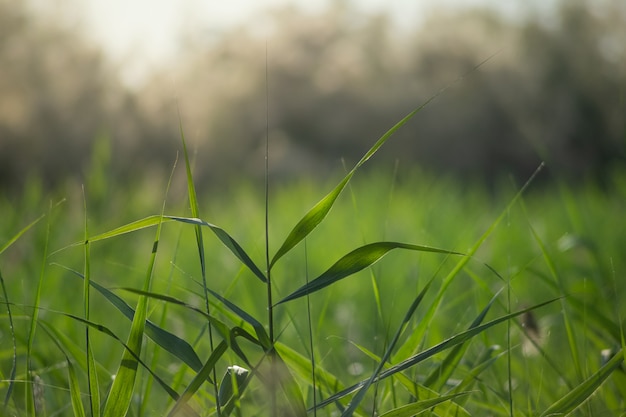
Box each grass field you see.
[1,131,626,416]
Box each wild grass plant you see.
[1,88,625,416]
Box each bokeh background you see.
[1,0,625,194]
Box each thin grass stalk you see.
[177,119,221,414]
[505,208,513,417]
[0,268,17,411]
[83,187,101,417]
[304,239,317,416]
[25,202,51,415]
[264,43,278,417]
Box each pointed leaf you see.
[277,242,461,305]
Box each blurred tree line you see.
[1,0,624,194]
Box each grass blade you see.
[276,242,461,305]
[56,215,267,283]
[67,357,87,417]
[540,348,624,416]
[379,392,473,417]
[82,189,101,417]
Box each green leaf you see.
[276,242,461,305]
[379,392,473,417]
[168,216,267,283]
[540,348,624,416]
[57,215,267,283]
[206,288,272,349]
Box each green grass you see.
[1,156,626,416]
[1,122,626,415]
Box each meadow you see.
[1,124,625,416]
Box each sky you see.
[28,0,530,87]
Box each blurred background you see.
[1,0,625,195]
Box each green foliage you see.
[1,138,625,416]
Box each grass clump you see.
[1,83,625,416]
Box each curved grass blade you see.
[205,288,272,350]
[55,264,204,372]
[270,53,498,269]
[54,215,266,283]
[540,348,624,417]
[276,242,462,306]
[168,216,266,283]
[379,392,473,417]
[314,299,560,410]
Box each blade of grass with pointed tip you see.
[0,214,45,255]
[277,242,461,306]
[379,392,473,417]
[169,216,267,283]
[55,264,204,372]
[314,299,559,410]
[271,107,427,269]
[57,215,266,283]
[206,288,272,349]
[540,348,623,416]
